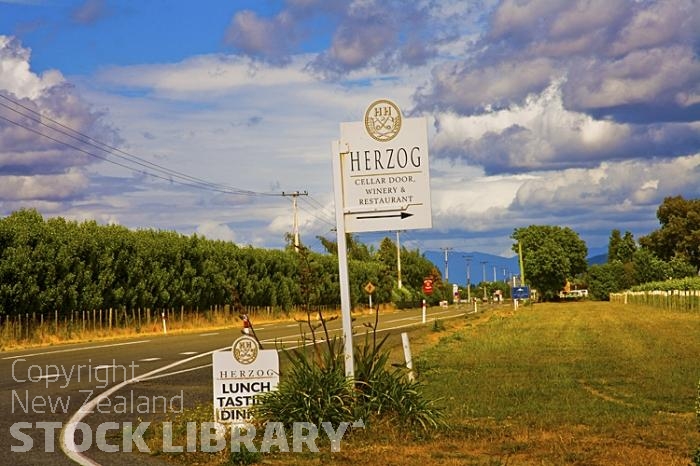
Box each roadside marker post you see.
[401,332,415,382]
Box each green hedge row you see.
[0,209,440,318]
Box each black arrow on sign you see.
[357,212,414,220]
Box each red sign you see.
[422,278,433,295]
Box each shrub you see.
[253,339,355,427]
[254,317,445,436]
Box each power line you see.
[0,93,280,197]
[298,196,336,227]
[301,195,335,219]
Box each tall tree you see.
[618,231,637,263]
[512,225,588,300]
[640,196,700,272]
[608,229,621,263]
[608,230,636,263]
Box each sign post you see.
[332,140,355,378]
[364,282,376,310]
[332,99,432,379]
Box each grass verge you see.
[138,301,700,465]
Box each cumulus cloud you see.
[325,18,398,69]
[422,2,700,177]
[511,154,700,215]
[418,0,700,121]
[0,36,63,99]
[224,10,299,64]
[609,0,699,56]
[3,1,697,256]
[222,0,487,77]
[431,81,700,174]
[417,57,557,113]
[563,45,700,115]
[0,35,119,202]
[195,221,237,242]
[0,169,88,201]
[421,153,700,253]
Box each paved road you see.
[2,305,468,465]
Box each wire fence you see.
[610,290,700,311]
[0,304,339,348]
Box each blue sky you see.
[1,0,699,267]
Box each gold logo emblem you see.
[364,99,402,142]
[232,336,259,365]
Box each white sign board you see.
[338,99,432,233]
[212,336,279,424]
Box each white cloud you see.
[0,36,64,100]
[565,45,700,109]
[432,81,633,172]
[610,0,699,56]
[421,57,557,112]
[2,0,699,259]
[224,10,298,62]
[195,221,237,242]
[0,169,88,201]
[512,154,700,213]
[0,36,118,205]
[489,0,568,40]
[95,54,316,96]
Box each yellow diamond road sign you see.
[364,282,376,294]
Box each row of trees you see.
[588,196,700,299]
[2,195,697,314]
[513,196,699,301]
[0,209,440,318]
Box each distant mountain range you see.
[587,253,608,265]
[423,250,520,286]
[424,250,609,286]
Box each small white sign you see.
[212,336,279,424]
[338,99,432,233]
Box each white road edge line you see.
[2,340,151,360]
[59,346,228,466]
[59,308,467,465]
[138,363,212,382]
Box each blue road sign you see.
[511,286,530,299]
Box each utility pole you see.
[440,247,453,283]
[493,265,497,282]
[463,255,472,303]
[518,241,526,285]
[282,191,308,252]
[396,231,403,289]
[481,260,488,283]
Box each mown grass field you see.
[262,301,700,465]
